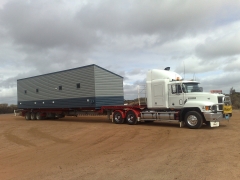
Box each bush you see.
[0,104,18,114]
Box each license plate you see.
[223,105,232,114]
[210,121,219,127]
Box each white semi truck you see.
[110,67,232,129]
[139,67,232,128]
[18,65,232,129]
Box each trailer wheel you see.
[113,111,125,124]
[30,113,37,120]
[126,111,138,125]
[184,111,203,129]
[25,112,31,120]
[36,112,42,120]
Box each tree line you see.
[0,104,18,114]
[229,88,240,109]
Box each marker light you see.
[177,77,180,81]
[204,106,210,111]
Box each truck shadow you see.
[137,121,227,130]
[18,116,228,129]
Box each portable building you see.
[17,64,124,109]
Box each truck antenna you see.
[183,61,185,80]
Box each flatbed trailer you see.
[18,104,184,127]
[19,104,148,121]
[16,65,233,129]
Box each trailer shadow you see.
[37,116,112,124]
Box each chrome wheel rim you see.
[114,114,121,122]
[187,115,198,126]
[127,115,133,122]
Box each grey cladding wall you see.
[94,66,124,107]
[17,64,124,109]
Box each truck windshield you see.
[182,83,203,93]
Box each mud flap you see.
[180,121,183,128]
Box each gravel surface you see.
[0,111,239,180]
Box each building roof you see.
[17,64,123,81]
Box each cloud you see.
[124,79,146,100]
[223,59,240,72]
[0,0,240,104]
[128,68,145,75]
[2,0,240,53]
[174,57,224,75]
[201,71,240,94]
[0,0,100,51]
[0,87,17,104]
[195,29,240,59]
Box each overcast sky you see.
[1,0,240,104]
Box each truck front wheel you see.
[113,111,125,124]
[126,111,138,125]
[184,111,203,129]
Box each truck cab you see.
[145,69,232,128]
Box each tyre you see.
[30,112,37,120]
[113,111,125,124]
[36,112,42,120]
[126,111,138,125]
[184,111,203,129]
[25,112,31,120]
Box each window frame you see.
[76,83,80,89]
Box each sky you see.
[0,0,240,105]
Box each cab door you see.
[168,83,184,109]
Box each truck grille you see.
[218,96,223,110]
[218,96,223,103]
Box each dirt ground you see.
[0,111,240,180]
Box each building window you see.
[36,89,39,93]
[24,90,27,94]
[59,86,62,90]
[76,83,80,89]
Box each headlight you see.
[211,105,217,113]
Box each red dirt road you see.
[0,111,240,180]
